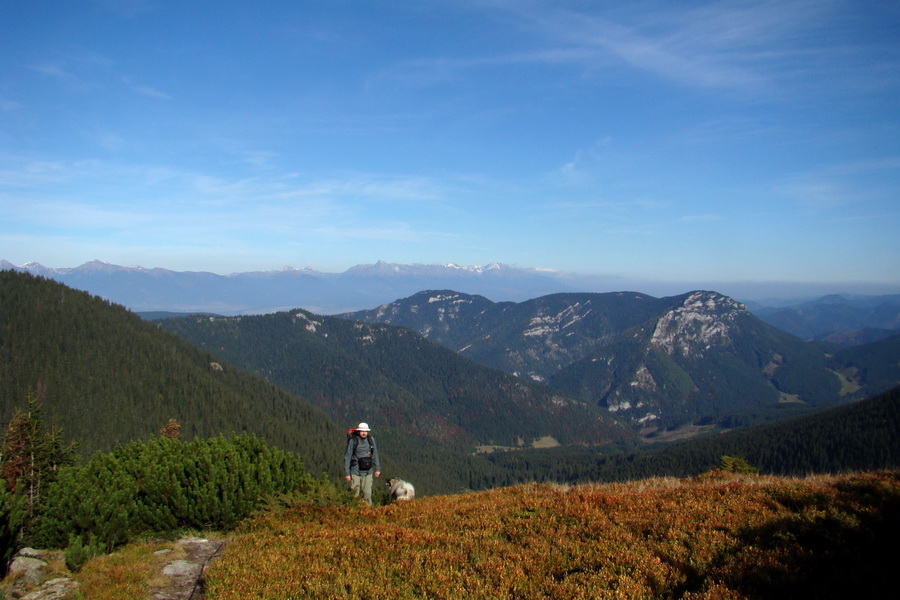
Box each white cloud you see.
[134,85,172,100]
[0,156,452,246]
[474,0,882,99]
[30,63,76,80]
[780,155,900,208]
[1,98,22,111]
[242,150,278,169]
[678,213,721,223]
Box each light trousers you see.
[350,473,374,505]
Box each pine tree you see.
[0,396,76,510]
[0,395,77,547]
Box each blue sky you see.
[2,0,899,296]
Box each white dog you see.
[387,477,415,502]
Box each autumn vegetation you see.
[4,396,895,599]
[204,470,899,600]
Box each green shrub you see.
[36,433,327,551]
[64,533,105,573]
[718,455,759,474]
[0,484,25,570]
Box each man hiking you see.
[344,422,381,505]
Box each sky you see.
[2,0,899,297]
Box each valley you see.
[2,269,898,493]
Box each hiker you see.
[344,422,381,505]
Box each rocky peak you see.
[292,310,322,333]
[650,291,748,358]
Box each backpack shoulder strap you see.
[350,433,375,456]
[353,434,374,454]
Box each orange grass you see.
[205,471,899,599]
[73,539,179,600]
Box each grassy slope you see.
[204,470,899,600]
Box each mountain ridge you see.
[344,289,877,431]
[5,259,899,331]
[752,293,900,341]
[157,308,635,450]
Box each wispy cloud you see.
[426,0,888,100]
[373,2,782,93]
[30,63,76,80]
[601,222,662,237]
[780,155,900,208]
[555,140,613,185]
[29,63,91,93]
[0,157,449,239]
[1,98,23,111]
[1,198,150,230]
[265,174,443,203]
[506,1,814,93]
[678,213,722,223]
[241,150,278,169]
[134,85,172,100]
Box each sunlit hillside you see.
[205,470,898,600]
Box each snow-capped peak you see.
[444,262,507,273]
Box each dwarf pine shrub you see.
[718,454,759,474]
[64,533,105,572]
[35,433,320,553]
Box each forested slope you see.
[485,385,900,483]
[831,334,900,395]
[0,271,343,477]
[157,310,633,449]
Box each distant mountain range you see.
[0,259,586,315]
[752,294,900,342]
[3,259,899,341]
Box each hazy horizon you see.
[4,256,898,308]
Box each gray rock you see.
[8,556,48,587]
[162,560,201,578]
[20,577,79,600]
